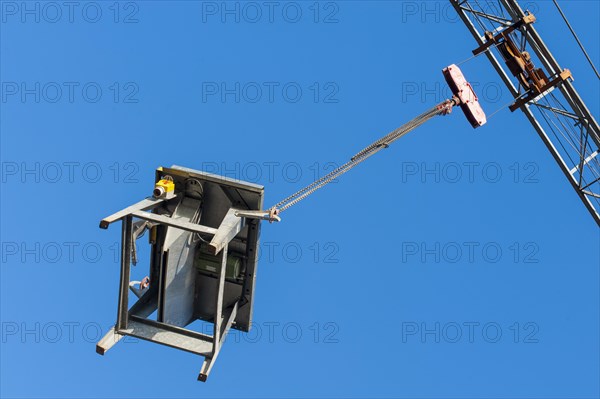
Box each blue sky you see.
[1,1,599,398]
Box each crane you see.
[94,0,599,382]
[95,64,486,381]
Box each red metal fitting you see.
[442,64,487,128]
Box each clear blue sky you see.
[1,1,599,398]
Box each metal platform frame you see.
[96,166,264,381]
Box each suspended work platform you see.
[97,166,266,381]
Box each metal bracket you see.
[509,69,572,111]
[234,209,281,223]
[99,196,173,229]
[208,208,244,255]
[472,13,536,56]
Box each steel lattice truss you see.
[451,0,600,225]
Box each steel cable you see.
[270,99,456,213]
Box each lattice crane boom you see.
[450,0,600,226]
